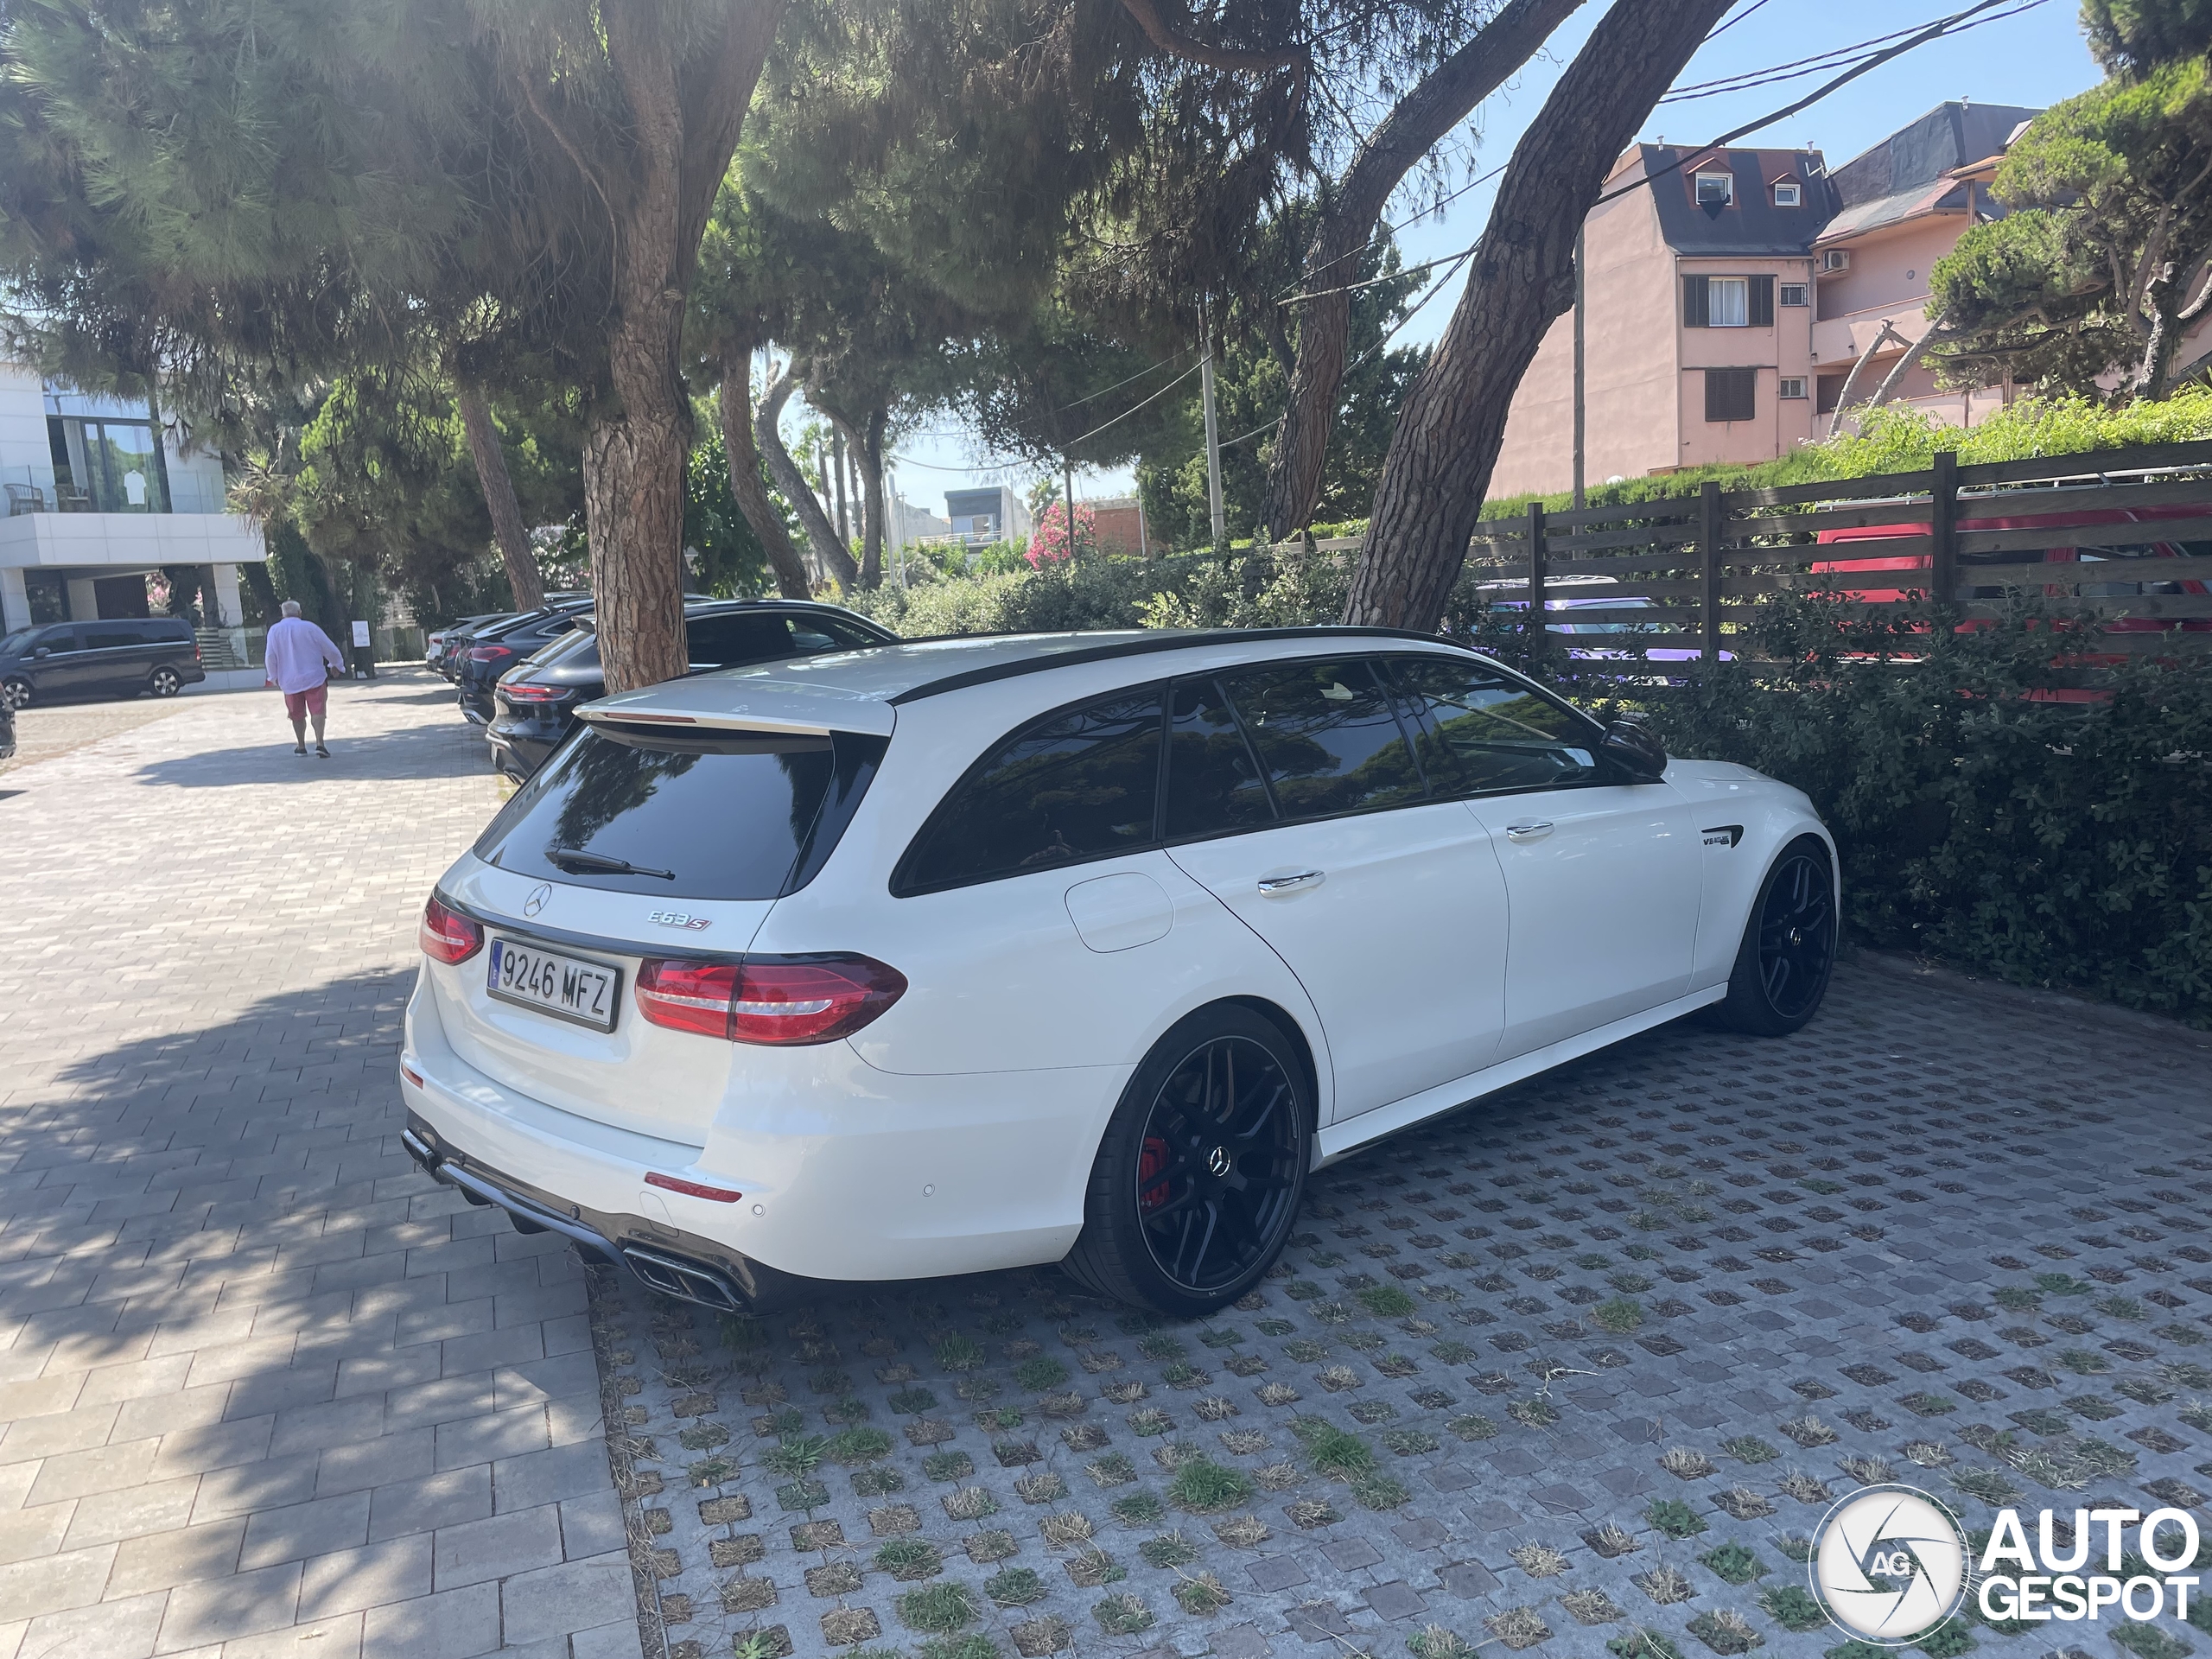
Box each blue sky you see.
[870,0,2103,516]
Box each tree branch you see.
[1113,0,1306,71]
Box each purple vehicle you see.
[1476,575,1732,677]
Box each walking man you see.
[264,599,347,757]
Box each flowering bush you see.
[1026,501,1097,567]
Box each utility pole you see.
[1201,310,1226,549]
[1064,461,1077,559]
[1573,222,1586,513]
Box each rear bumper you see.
[484,717,562,777]
[399,1114,826,1311]
[400,963,1122,1291]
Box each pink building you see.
[1811,101,2039,423]
[1490,103,2039,499]
[1491,143,1833,497]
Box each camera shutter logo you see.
[1811,1484,1968,1643]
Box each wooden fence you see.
[1322,438,2212,664]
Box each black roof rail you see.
[884,626,1462,705]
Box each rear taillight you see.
[420,896,484,964]
[469,645,513,664]
[502,683,565,702]
[635,956,906,1045]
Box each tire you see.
[1062,1004,1313,1317]
[149,667,182,697]
[1710,836,1838,1036]
[1,679,29,711]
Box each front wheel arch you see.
[1709,834,1839,1036]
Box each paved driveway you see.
[604,966,2209,1659]
[0,675,639,1659]
[3,671,2207,1659]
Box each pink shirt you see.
[264,616,346,694]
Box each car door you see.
[1390,654,1701,1059]
[1163,658,1510,1122]
[38,626,102,696]
[83,623,153,692]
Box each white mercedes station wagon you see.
[400,628,1837,1315]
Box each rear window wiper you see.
[544,845,676,880]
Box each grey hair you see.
[281,599,303,617]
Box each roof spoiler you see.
[579,677,897,738]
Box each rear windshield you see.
[472,724,886,900]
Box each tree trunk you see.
[1826,321,1907,438]
[856,410,887,589]
[570,0,785,693]
[1256,0,1590,537]
[717,349,812,599]
[1345,0,1736,630]
[831,427,850,547]
[1866,313,1947,415]
[756,366,861,589]
[454,381,546,612]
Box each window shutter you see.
[1681,276,1710,328]
[1750,276,1775,327]
[1704,368,1756,423]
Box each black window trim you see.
[888,645,1624,899]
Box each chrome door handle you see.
[1504,821,1554,842]
[1257,870,1325,894]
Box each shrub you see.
[1644,594,2212,1027]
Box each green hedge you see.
[1638,597,2212,1027]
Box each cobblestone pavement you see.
[603,977,2209,1659]
[0,696,199,778]
[0,672,639,1659]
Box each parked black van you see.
[0,617,207,709]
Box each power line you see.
[1659,0,2047,103]
[1282,0,2034,310]
[1592,0,2026,205]
[1702,0,1777,40]
[1291,0,1784,297]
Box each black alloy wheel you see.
[1065,1004,1311,1314]
[1757,849,1834,1018]
[1134,1034,1304,1294]
[1713,836,1837,1035]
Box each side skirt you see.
[1313,985,1728,1168]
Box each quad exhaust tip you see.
[620,1244,749,1313]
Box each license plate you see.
[486,936,621,1031]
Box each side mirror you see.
[1601,718,1669,782]
[31,646,49,659]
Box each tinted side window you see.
[84,626,144,651]
[1217,658,1426,821]
[39,627,82,654]
[1163,678,1273,838]
[804,615,887,650]
[686,613,793,666]
[899,691,1163,892]
[1389,657,1602,795]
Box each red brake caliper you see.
[1138,1136,1170,1211]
